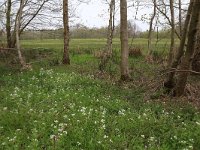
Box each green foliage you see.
[139,29,171,39]
[1,38,198,149]
[0,68,200,149]
[20,38,178,56]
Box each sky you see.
[76,0,150,31]
[0,0,153,31]
[0,0,189,31]
[76,0,189,31]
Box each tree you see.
[16,0,28,68]
[5,0,50,48]
[6,0,12,48]
[107,0,115,55]
[99,0,115,71]
[127,20,139,38]
[155,0,181,39]
[0,3,4,31]
[164,0,193,90]
[167,0,175,66]
[147,0,157,55]
[178,0,182,38]
[192,27,200,72]
[62,0,70,65]
[120,0,130,81]
[174,0,200,96]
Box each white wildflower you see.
[63,131,67,135]
[3,107,7,111]
[50,135,56,139]
[54,120,58,123]
[196,121,200,125]
[149,137,155,141]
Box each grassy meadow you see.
[21,38,174,53]
[1,38,200,149]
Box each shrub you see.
[129,47,143,57]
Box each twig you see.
[167,68,200,75]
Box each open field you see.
[21,38,178,53]
[19,38,178,73]
[1,38,200,149]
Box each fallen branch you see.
[168,68,200,75]
[0,47,17,51]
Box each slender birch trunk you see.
[16,0,26,67]
[107,0,115,55]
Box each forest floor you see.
[0,38,200,149]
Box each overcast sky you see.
[0,0,189,31]
[0,0,150,31]
[76,0,189,31]
[76,0,150,31]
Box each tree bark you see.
[16,0,26,67]
[164,0,193,90]
[192,15,200,72]
[167,0,175,66]
[99,0,115,71]
[147,0,156,55]
[6,0,12,48]
[174,0,200,96]
[107,0,115,55]
[120,0,130,81]
[62,0,70,65]
[179,0,182,38]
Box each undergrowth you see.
[0,39,200,149]
[1,68,200,149]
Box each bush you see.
[129,47,143,57]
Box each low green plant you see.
[0,68,200,149]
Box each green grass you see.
[0,68,200,149]
[1,38,199,149]
[21,38,179,54]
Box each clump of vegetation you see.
[1,68,200,149]
[129,46,143,58]
[0,0,200,148]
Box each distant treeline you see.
[0,23,174,41]
[19,22,142,40]
[19,29,173,40]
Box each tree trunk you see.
[164,0,193,89]
[192,17,200,72]
[175,0,200,96]
[120,0,130,81]
[179,0,182,38]
[62,0,70,65]
[11,31,17,48]
[147,0,156,55]
[99,0,115,71]
[16,0,26,67]
[167,0,175,66]
[107,0,115,55]
[6,0,48,48]
[6,0,12,48]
